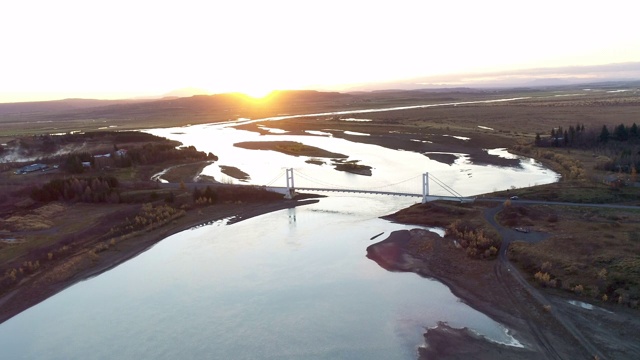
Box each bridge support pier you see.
[285,168,295,199]
[422,172,429,204]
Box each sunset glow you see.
[1,0,639,103]
[237,86,277,100]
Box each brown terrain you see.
[1,86,640,358]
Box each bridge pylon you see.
[285,168,296,199]
[422,172,429,204]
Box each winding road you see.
[484,204,607,359]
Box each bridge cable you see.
[294,169,422,192]
[265,170,286,186]
[293,171,352,189]
[362,175,422,191]
[429,174,463,198]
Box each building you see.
[14,163,48,174]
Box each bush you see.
[446,220,501,259]
[31,176,120,203]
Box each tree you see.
[630,123,639,139]
[613,124,628,141]
[551,129,559,147]
[192,187,202,201]
[203,186,218,203]
[599,125,610,143]
[64,155,84,174]
[535,133,542,146]
[568,125,576,145]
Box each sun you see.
[240,85,275,100]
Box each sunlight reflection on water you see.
[0,196,524,360]
[146,123,558,195]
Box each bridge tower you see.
[285,168,295,199]
[422,172,429,204]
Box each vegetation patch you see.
[31,176,120,203]
[107,203,186,239]
[332,159,372,176]
[507,205,640,307]
[305,158,325,165]
[446,220,500,259]
[234,141,347,158]
[384,201,478,227]
[219,165,250,181]
[384,202,500,259]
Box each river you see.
[0,116,558,359]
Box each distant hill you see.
[0,90,360,131]
[2,83,638,135]
[0,98,156,116]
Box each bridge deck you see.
[295,187,422,197]
[267,186,474,203]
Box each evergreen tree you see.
[630,123,639,139]
[64,155,84,174]
[613,124,628,141]
[568,125,576,145]
[599,125,610,143]
[192,187,202,201]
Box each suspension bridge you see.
[263,168,475,203]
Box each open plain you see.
[1,85,640,358]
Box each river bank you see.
[367,227,640,359]
[0,198,318,324]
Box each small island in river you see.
[234,141,347,158]
[332,159,373,176]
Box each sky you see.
[1,0,639,103]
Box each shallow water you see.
[146,123,558,196]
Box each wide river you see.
[0,116,558,359]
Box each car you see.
[510,196,519,200]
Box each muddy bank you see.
[419,322,538,360]
[0,198,318,325]
[366,229,590,359]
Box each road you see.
[484,204,607,359]
[479,197,639,210]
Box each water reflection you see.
[190,217,231,230]
[146,122,558,197]
[0,196,523,360]
[287,207,297,225]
